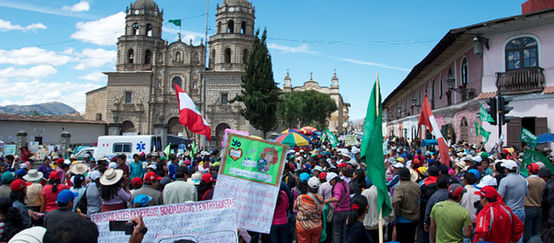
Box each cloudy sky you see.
[0,0,523,119]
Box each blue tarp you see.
[537,133,554,144]
[422,139,438,146]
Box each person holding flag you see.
[418,95,450,165]
[174,83,212,142]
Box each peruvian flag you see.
[175,83,212,141]
[418,95,450,165]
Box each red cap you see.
[10,179,26,192]
[474,186,499,199]
[49,171,60,180]
[288,163,295,171]
[319,172,327,181]
[131,177,143,187]
[201,173,214,183]
[337,163,347,168]
[144,172,162,182]
[55,158,64,164]
[528,163,540,174]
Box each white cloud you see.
[62,0,90,12]
[71,12,125,46]
[74,48,116,70]
[0,47,72,66]
[78,72,106,82]
[0,19,46,32]
[0,65,57,78]
[267,43,316,54]
[328,56,410,72]
[0,0,96,19]
[0,79,102,113]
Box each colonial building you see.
[283,72,350,133]
[85,0,260,147]
[383,0,554,150]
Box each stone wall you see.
[85,87,107,121]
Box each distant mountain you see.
[0,102,79,116]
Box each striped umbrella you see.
[281,128,300,134]
[302,126,317,132]
[275,131,311,147]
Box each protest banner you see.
[214,134,287,233]
[344,134,359,146]
[4,145,16,155]
[91,198,238,243]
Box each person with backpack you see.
[294,177,324,243]
[324,172,350,243]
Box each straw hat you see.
[69,162,88,175]
[454,160,469,171]
[23,169,43,182]
[100,168,124,186]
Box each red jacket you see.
[474,201,523,243]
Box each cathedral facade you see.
[85,0,259,146]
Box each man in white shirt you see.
[163,167,197,204]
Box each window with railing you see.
[506,37,538,71]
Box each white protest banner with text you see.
[91,198,238,243]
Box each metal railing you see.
[496,67,544,94]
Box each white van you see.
[94,135,163,161]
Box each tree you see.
[277,90,337,130]
[231,29,280,138]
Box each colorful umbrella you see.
[275,131,311,147]
[302,126,317,132]
[298,128,314,136]
[281,128,300,134]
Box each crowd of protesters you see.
[0,134,552,243]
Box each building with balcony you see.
[383,1,554,149]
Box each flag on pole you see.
[191,141,197,155]
[519,127,538,148]
[360,76,392,218]
[325,129,338,148]
[320,131,327,144]
[418,95,450,165]
[164,143,172,156]
[520,148,554,177]
[474,121,491,143]
[479,105,495,123]
[175,83,212,141]
[168,19,182,27]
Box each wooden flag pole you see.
[378,208,384,243]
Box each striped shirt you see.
[294,193,323,231]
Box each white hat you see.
[147,164,157,170]
[23,169,43,182]
[536,162,545,169]
[347,160,359,167]
[341,152,351,159]
[351,146,360,155]
[326,172,339,182]
[89,170,101,181]
[455,160,469,171]
[99,168,124,186]
[190,172,202,185]
[295,152,300,156]
[501,160,518,170]
[69,162,88,175]
[392,162,405,168]
[8,226,46,243]
[475,175,498,189]
[308,177,320,189]
[312,165,323,173]
[108,162,118,169]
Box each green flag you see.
[320,131,327,143]
[168,19,181,27]
[360,78,392,218]
[325,129,338,148]
[163,143,172,156]
[474,122,491,143]
[520,149,554,177]
[191,141,197,155]
[520,128,538,148]
[479,105,495,123]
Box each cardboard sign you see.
[214,134,287,233]
[344,134,359,146]
[91,198,238,243]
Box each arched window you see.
[227,20,234,33]
[146,24,153,37]
[192,81,198,90]
[242,49,249,64]
[506,37,538,71]
[224,48,232,64]
[144,50,152,64]
[127,49,134,64]
[217,22,222,33]
[461,58,468,87]
[175,51,182,62]
[171,76,182,89]
[241,21,246,34]
[132,23,139,35]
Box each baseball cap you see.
[1,172,15,184]
[500,160,518,170]
[15,168,27,176]
[467,169,480,180]
[326,172,339,182]
[475,175,498,189]
[133,194,152,207]
[392,162,405,169]
[10,179,27,192]
[396,157,405,163]
[337,163,347,168]
[56,189,78,204]
[144,172,162,182]
[312,165,323,173]
[48,171,60,180]
[474,185,499,199]
[299,172,310,183]
[201,173,215,183]
[308,177,320,189]
[319,172,327,181]
[528,163,540,174]
[448,183,466,198]
[131,177,143,187]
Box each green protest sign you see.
[519,128,538,148]
[220,134,288,186]
[479,105,495,123]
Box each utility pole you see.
[202,0,209,150]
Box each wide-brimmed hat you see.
[99,168,124,186]
[454,160,469,171]
[69,162,88,175]
[23,169,43,182]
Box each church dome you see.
[131,0,158,10]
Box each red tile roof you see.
[476,92,497,100]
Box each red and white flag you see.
[175,84,212,141]
[418,95,450,165]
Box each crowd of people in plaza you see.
[0,134,552,243]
